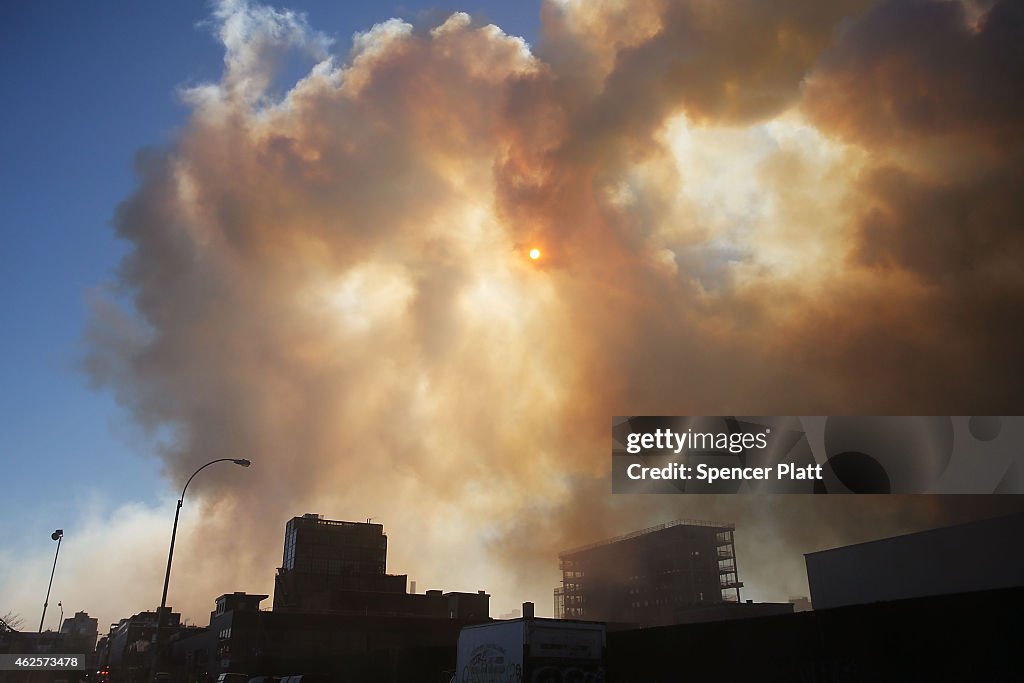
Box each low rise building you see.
[805,512,1024,610]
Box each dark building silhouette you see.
[272,513,489,619]
[605,586,1024,682]
[173,592,490,682]
[215,592,267,615]
[788,596,812,613]
[0,628,91,683]
[163,514,492,680]
[273,514,406,610]
[59,614,98,651]
[60,610,99,652]
[102,609,182,683]
[805,512,1024,610]
[556,519,746,627]
[0,610,98,658]
[0,611,101,683]
[99,515,491,683]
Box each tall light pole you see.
[56,602,63,632]
[152,458,251,680]
[39,529,63,632]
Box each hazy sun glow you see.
[529,248,541,260]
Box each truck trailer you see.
[454,604,605,683]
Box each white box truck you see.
[454,604,605,683]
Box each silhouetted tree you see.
[1,610,25,631]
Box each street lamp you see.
[152,458,251,679]
[39,529,63,632]
[57,602,63,632]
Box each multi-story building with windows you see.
[273,514,488,620]
[555,519,745,627]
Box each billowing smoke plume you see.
[77,0,1024,624]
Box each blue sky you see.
[1,0,539,624]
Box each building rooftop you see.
[804,512,1024,558]
[559,518,736,558]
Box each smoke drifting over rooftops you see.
[73,0,1024,623]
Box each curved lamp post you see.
[153,458,251,678]
[39,529,63,632]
